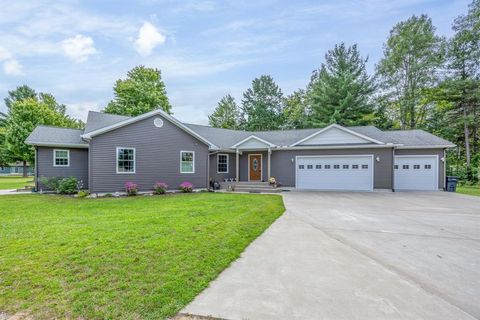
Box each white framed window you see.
[53,149,70,167]
[217,154,229,173]
[180,151,195,173]
[116,147,135,174]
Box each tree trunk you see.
[22,160,27,178]
[462,102,471,178]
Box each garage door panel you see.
[394,156,438,191]
[296,156,373,191]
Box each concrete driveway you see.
[183,192,480,320]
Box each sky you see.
[0,0,472,124]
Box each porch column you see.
[236,149,239,182]
[267,148,271,179]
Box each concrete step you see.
[235,185,277,190]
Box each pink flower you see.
[179,182,193,193]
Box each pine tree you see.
[308,43,375,127]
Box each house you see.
[0,162,34,176]
[25,109,455,193]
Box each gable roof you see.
[81,109,219,149]
[26,111,455,150]
[84,111,130,134]
[290,124,384,146]
[231,135,276,148]
[25,126,88,148]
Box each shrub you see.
[104,193,114,198]
[77,190,89,198]
[153,182,168,194]
[58,177,79,194]
[39,176,62,192]
[125,182,138,196]
[179,182,193,193]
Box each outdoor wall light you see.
[291,158,294,163]
[441,157,445,162]
[376,156,381,162]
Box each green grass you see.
[0,193,284,319]
[457,185,480,197]
[0,176,33,190]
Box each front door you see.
[249,154,262,181]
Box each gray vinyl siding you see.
[89,114,209,193]
[394,148,445,189]
[270,148,394,189]
[36,147,89,190]
[209,153,237,182]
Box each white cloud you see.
[134,22,166,56]
[0,46,12,60]
[61,34,97,63]
[3,59,24,76]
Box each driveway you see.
[183,192,480,320]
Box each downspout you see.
[34,146,38,191]
[392,147,395,192]
[443,148,447,191]
[206,151,210,189]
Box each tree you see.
[104,66,172,116]
[283,89,309,129]
[4,85,37,111]
[0,111,7,166]
[240,75,285,131]
[208,94,240,129]
[376,15,445,129]
[446,0,480,179]
[307,43,376,127]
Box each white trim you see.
[393,155,439,191]
[231,135,276,149]
[217,153,229,174]
[180,150,195,174]
[53,149,70,167]
[81,109,219,150]
[277,144,396,150]
[395,145,455,149]
[290,124,384,147]
[29,142,89,148]
[248,153,263,181]
[294,154,374,191]
[116,147,136,174]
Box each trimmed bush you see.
[77,190,89,198]
[153,182,168,194]
[58,177,79,194]
[179,182,193,193]
[39,176,62,191]
[125,182,138,196]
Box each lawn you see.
[0,176,33,190]
[0,193,284,319]
[457,185,480,197]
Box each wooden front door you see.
[249,154,262,181]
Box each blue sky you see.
[0,0,471,124]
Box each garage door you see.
[296,155,374,191]
[394,156,438,191]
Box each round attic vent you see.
[153,117,164,128]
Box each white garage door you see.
[296,155,374,191]
[394,156,438,191]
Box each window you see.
[307,165,313,169]
[217,154,228,173]
[394,165,398,169]
[325,164,331,169]
[299,164,305,169]
[53,149,69,167]
[353,164,359,169]
[413,165,420,169]
[117,148,135,173]
[180,151,195,173]
[333,164,340,169]
[343,164,349,169]
[316,164,322,169]
[402,165,409,169]
[362,164,369,169]
[425,164,432,169]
